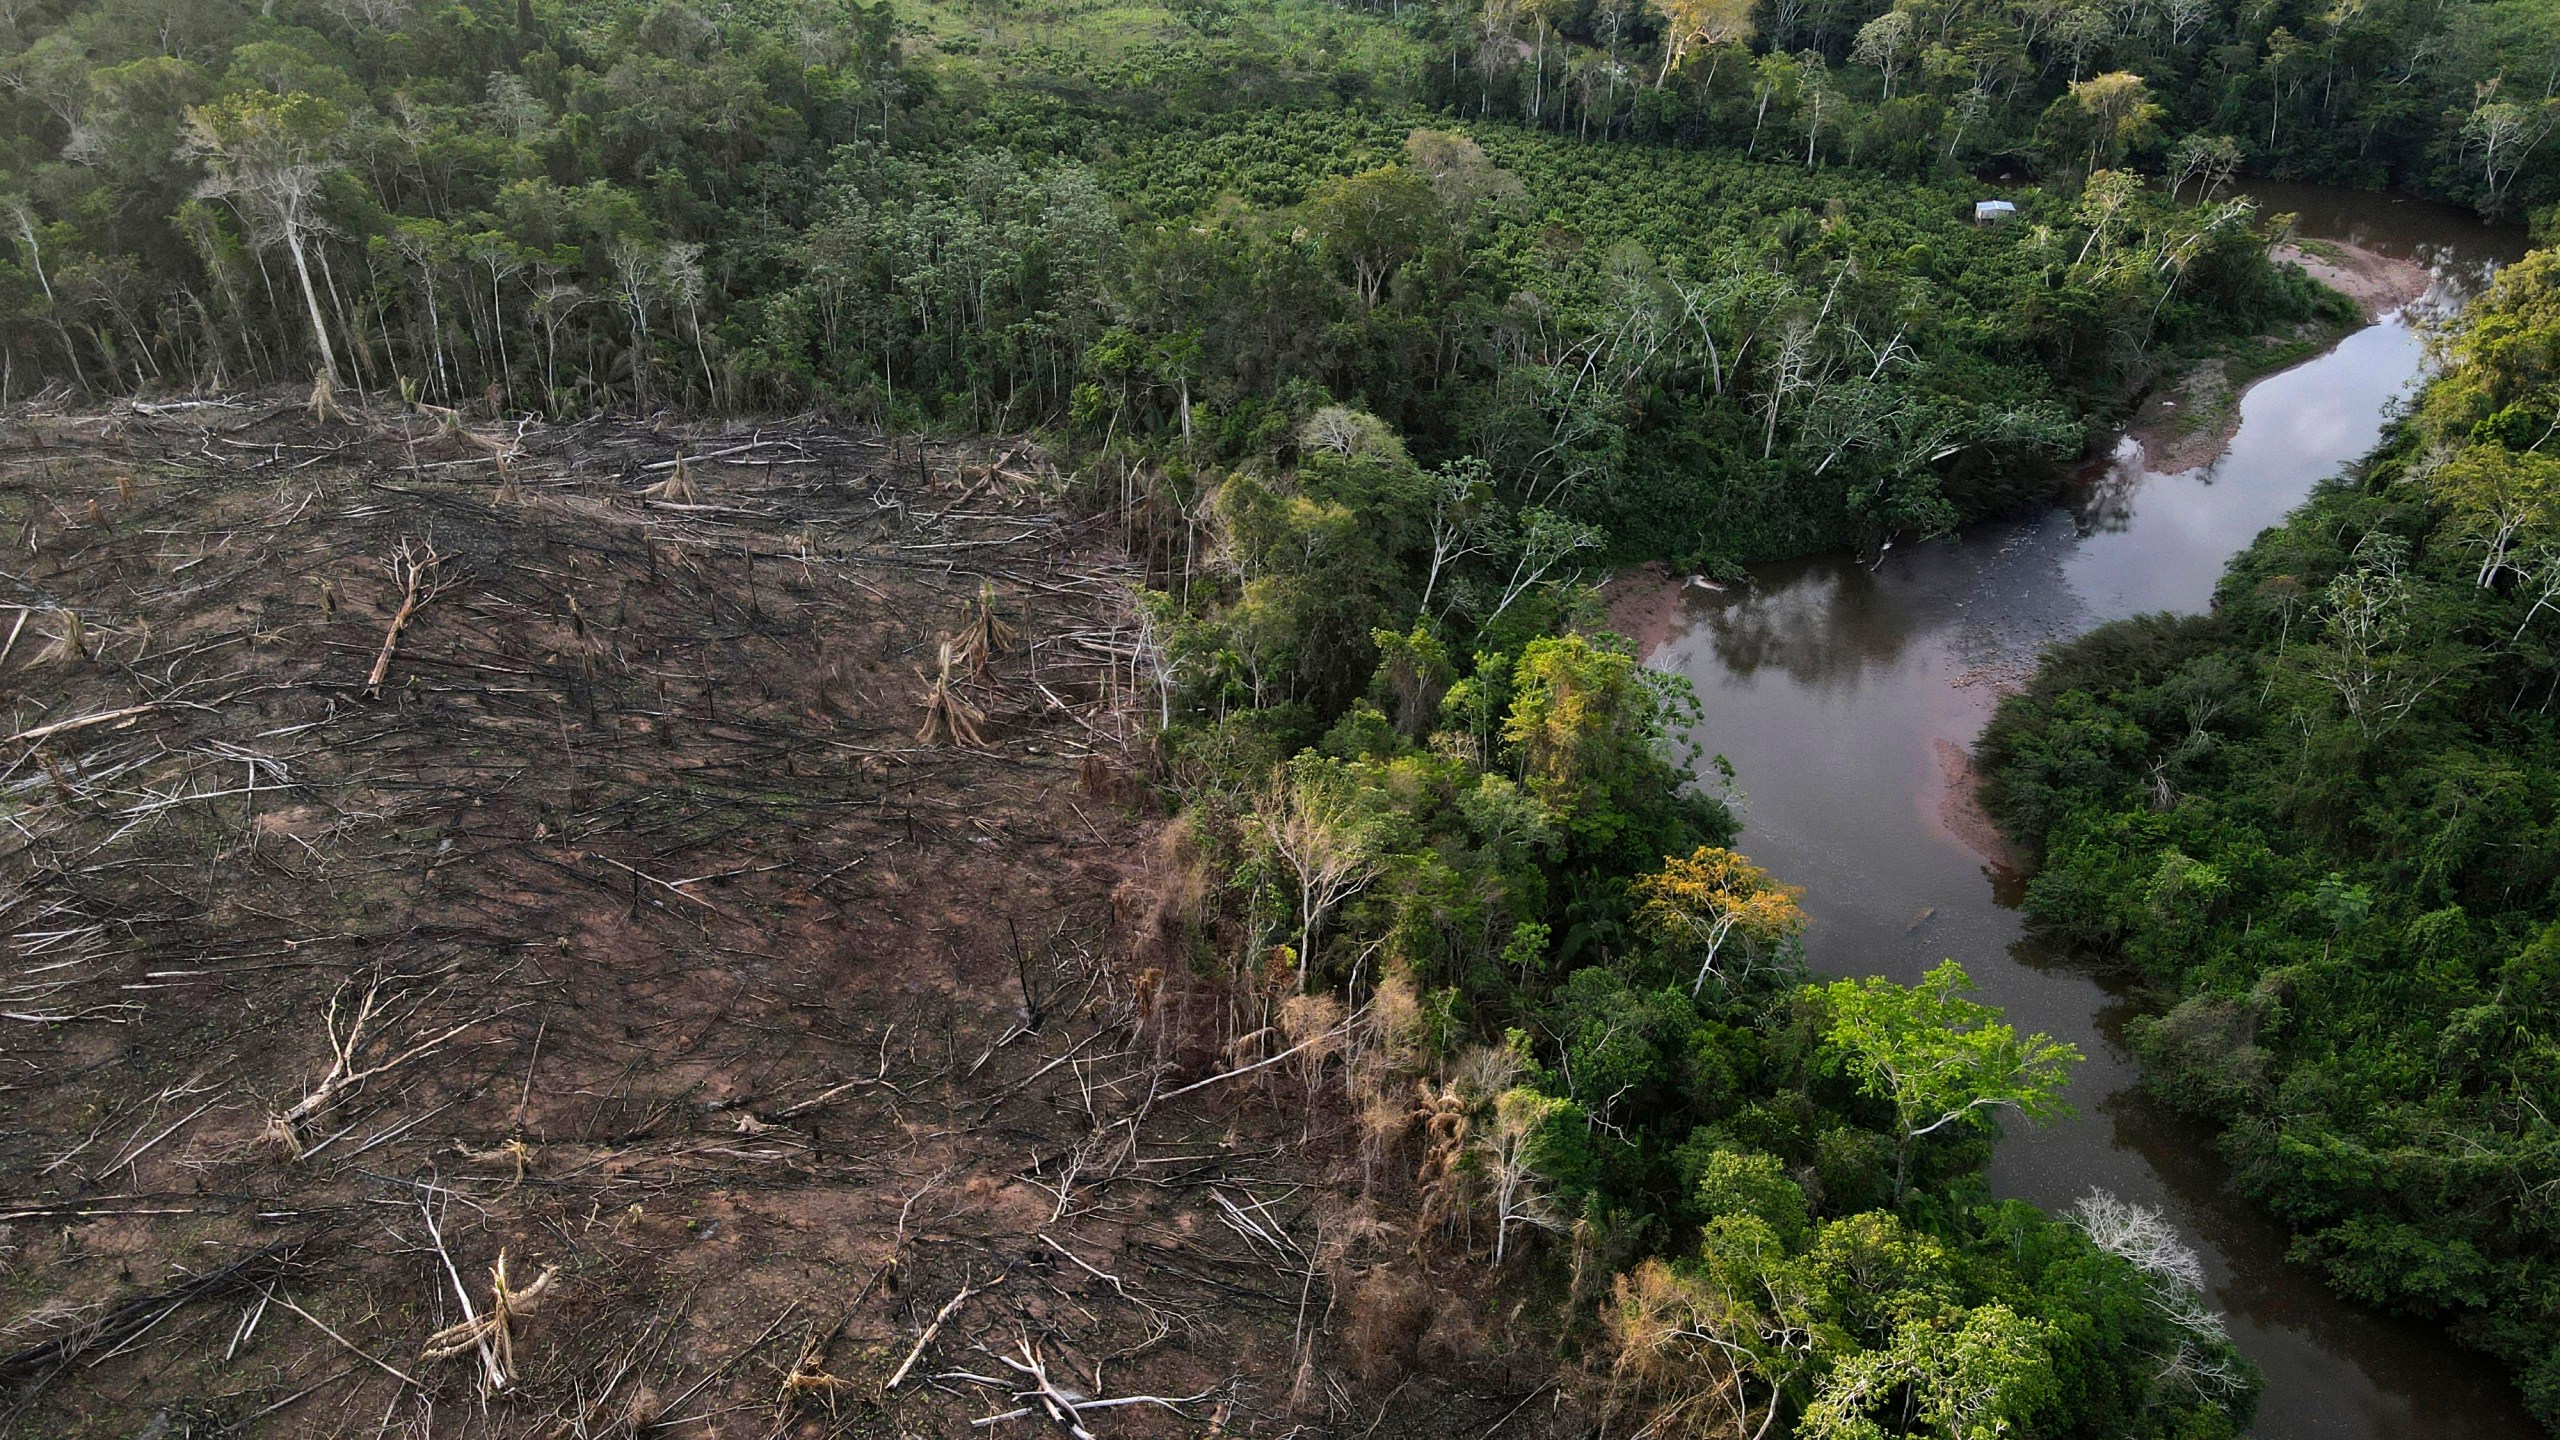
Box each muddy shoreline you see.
[2273,238,2434,321]
[1601,560,1690,655]
[2124,239,2432,474]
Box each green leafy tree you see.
[1819,961,2080,1199]
[2429,445,2560,587]
[1256,753,1394,985]
[1801,1303,2059,1440]
[1502,634,1697,840]
[1486,1085,1582,1262]
[1307,166,1439,309]
[2166,132,2244,204]
[2464,96,2560,216]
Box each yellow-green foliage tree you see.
[1631,845,1808,995]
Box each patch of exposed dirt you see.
[1601,562,1686,657]
[0,398,1567,1438]
[2272,239,2432,321]
[1928,739,2023,875]
[1604,562,1730,659]
[2123,355,2244,475]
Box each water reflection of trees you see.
[1676,209,2524,698]
[2098,1086,2534,1436]
[1679,517,2088,692]
[1689,559,1905,690]
[2071,439,2156,535]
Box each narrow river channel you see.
[1642,186,2536,1438]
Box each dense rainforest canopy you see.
[0,0,2436,564]
[4,0,2557,1432]
[1985,252,2560,1429]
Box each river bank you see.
[1606,233,2437,852]
[2274,237,2436,319]
[1601,560,1697,654]
[2123,237,2432,473]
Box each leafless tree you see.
[1258,763,1388,986]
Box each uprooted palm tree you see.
[642,452,699,503]
[33,608,88,666]
[917,639,987,747]
[952,582,1017,673]
[422,1249,560,1389]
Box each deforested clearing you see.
[0,399,1524,1438]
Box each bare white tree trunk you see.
[283,225,341,386]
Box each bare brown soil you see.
[2122,356,2245,475]
[2271,240,2432,321]
[1927,739,2024,875]
[0,399,1561,1439]
[1600,563,1686,656]
[1601,562,1725,657]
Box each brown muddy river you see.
[1645,185,2537,1438]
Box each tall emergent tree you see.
[182,91,349,386]
[1632,845,1808,995]
[1820,961,2079,1199]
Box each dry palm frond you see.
[951,582,1017,672]
[421,1249,560,1386]
[1601,1259,1760,1440]
[308,371,350,425]
[775,1331,855,1409]
[1413,1077,1472,1236]
[454,1137,537,1187]
[1222,1025,1279,1067]
[1279,993,1346,1096]
[1278,992,1345,1048]
[1356,1090,1411,1188]
[491,451,524,507]
[642,453,699,503]
[917,640,986,747]
[33,610,88,667]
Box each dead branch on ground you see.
[260,971,493,1157]
[959,1327,1218,1437]
[885,1277,987,1390]
[364,536,447,697]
